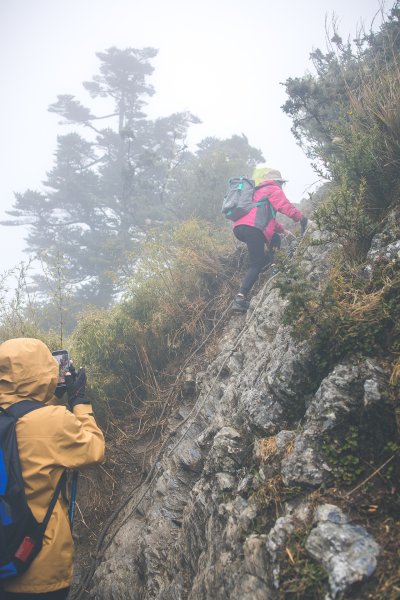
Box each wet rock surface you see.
[90,228,390,600]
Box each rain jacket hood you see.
[0,338,59,408]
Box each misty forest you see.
[1,3,400,599]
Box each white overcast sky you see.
[0,0,385,273]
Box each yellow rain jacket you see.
[0,338,105,594]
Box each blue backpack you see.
[221,177,275,221]
[0,400,65,580]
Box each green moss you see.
[322,425,364,485]
[278,528,329,600]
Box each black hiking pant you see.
[2,589,70,600]
[234,225,274,296]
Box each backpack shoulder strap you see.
[39,471,66,535]
[6,399,66,527]
[5,400,44,421]
[253,182,276,217]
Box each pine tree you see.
[4,47,199,305]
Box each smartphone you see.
[52,349,69,387]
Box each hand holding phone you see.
[52,350,69,387]
[65,367,88,408]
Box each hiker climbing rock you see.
[227,167,308,313]
[0,338,105,600]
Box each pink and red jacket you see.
[233,179,303,243]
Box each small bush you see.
[314,178,377,259]
[276,254,400,379]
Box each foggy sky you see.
[0,0,385,273]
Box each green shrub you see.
[314,178,377,259]
[276,255,400,379]
[0,322,62,351]
[285,9,400,258]
[314,57,400,259]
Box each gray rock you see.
[281,440,331,487]
[314,504,348,525]
[363,378,381,406]
[238,389,285,434]
[215,472,236,491]
[231,574,271,600]
[266,516,295,589]
[306,504,380,599]
[281,359,388,488]
[174,443,203,473]
[275,430,296,452]
[89,227,387,600]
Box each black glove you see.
[65,367,89,409]
[300,216,308,235]
[54,385,66,399]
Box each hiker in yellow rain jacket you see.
[0,338,105,599]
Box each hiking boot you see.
[232,293,249,313]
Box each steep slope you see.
[89,222,399,600]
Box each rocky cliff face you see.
[90,222,399,600]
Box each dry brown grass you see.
[389,358,400,385]
[255,437,277,463]
[256,436,295,464]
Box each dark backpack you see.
[221,177,275,221]
[0,400,65,580]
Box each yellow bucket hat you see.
[252,166,287,185]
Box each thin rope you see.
[70,229,310,599]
